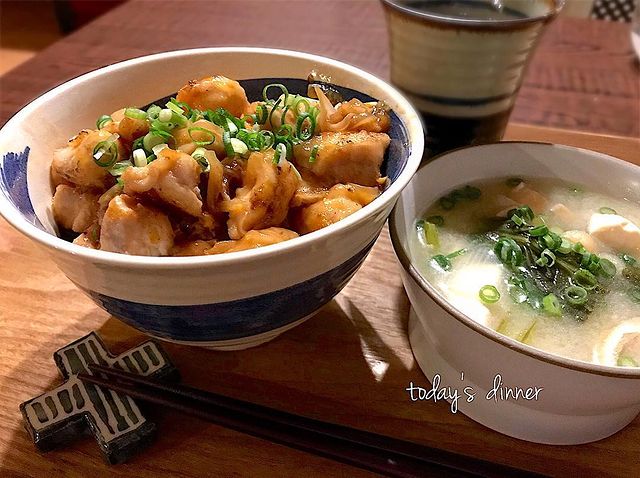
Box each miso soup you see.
[409,177,640,367]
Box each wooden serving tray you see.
[1,124,639,477]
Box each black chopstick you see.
[79,364,545,478]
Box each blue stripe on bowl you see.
[79,236,378,342]
[0,147,46,231]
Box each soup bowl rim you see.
[390,140,640,379]
[0,46,424,270]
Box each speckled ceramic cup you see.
[382,0,563,157]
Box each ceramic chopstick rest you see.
[20,332,178,464]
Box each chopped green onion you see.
[557,238,572,254]
[564,285,588,305]
[92,134,119,167]
[529,225,549,237]
[424,222,439,248]
[158,109,173,122]
[132,148,147,167]
[166,101,185,115]
[509,205,534,222]
[107,161,131,177]
[146,105,162,119]
[230,138,249,157]
[142,131,167,151]
[151,143,168,155]
[150,119,175,133]
[447,249,467,259]
[96,114,112,129]
[617,356,639,367]
[599,207,617,215]
[192,147,209,172]
[479,285,500,304]
[295,108,318,140]
[431,255,451,271]
[309,144,319,163]
[628,287,640,303]
[506,177,523,188]
[274,143,287,165]
[494,237,523,267]
[621,254,637,266]
[572,242,587,254]
[536,249,556,267]
[460,185,481,200]
[511,214,525,227]
[226,118,239,135]
[426,215,444,227]
[263,83,289,103]
[188,127,215,146]
[222,130,234,157]
[573,268,598,290]
[125,107,147,120]
[542,294,562,317]
[598,258,617,278]
[255,104,269,124]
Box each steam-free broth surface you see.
[410,177,640,367]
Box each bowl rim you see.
[389,141,640,379]
[0,46,424,269]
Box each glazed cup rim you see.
[0,46,425,270]
[381,0,566,29]
[389,141,640,379]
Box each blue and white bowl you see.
[0,48,424,350]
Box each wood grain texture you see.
[1,128,640,477]
[0,0,638,137]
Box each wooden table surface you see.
[1,1,640,477]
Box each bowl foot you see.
[408,307,640,445]
[144,313,315,351]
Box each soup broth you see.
[409,177,640,367]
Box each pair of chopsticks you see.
[79,365,544,478]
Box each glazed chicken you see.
[51,75,391,256]
[223,150,300,239]
[293,131,390,187]
[176,76,249,117]
[100,194,174,256]
[122,148,203,217]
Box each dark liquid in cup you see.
[422,107,514,157]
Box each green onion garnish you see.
[188,127,215,146]
[535,249,556,267]
[479,285,500,304]
[425,222,439,248]
[557,238,572,254]
[151,143,168,156]
[255,104,269,124]
[230,138,249,157]
[146,105,162,119]
[564,285,588,305]
[92,134,119,167]
[295,108,318,141]
[143,131,169,151]
[132,148,147,167]
[628,287,640,303]
[621,254,637,266]
[430,249,466,272]
[509,205,534,222]
[494,237,523,267]
[439,196,456,210]
[124,108,147,120]
[573,268,598,290]
[599,207,617,215]
[96,115,112,129]
[222,130,234,157]
[540,232,562,250]
[158,109,173,122]
[262,83,289,103]
[309,145,319,163]
[598,258,617,278]
[274,143,287,165]
[192,147,209,172]
[542,293,562,316]
[529,225,549,237]
[107,161,131,177]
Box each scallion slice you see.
[479,285,500,304]
[564,285,588,305]
[132,148,147,167]
[188,127,215,146]
[192,147,209,172]
[621,253,637,266]
[494,237,523,267]
[151,143,168,155]
[573,268,598,290]
[309,144,319,163]
[274,143,287,166]
[142,132,167,151]
[628,287,640,303]
[158,109,173,122]
[230,138,249,157]
[146,105,162,119]
[599,258,617,278]
[92,134,119,167]
[529,225,549,237]
[125,108,147,120]
[542,293,562,316]
[96,114,112,129]
[263,83,289,103]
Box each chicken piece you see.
[506,182,548,213]
[562,230,601,253]
[207,227,298,254]
[291,181,329,208]
[171,240,215,256]
[52,184,99,233]
[549,203,577,230]
[293,131,390,187]
[51,129,124,190]
[323,99,391,133]
[117,115,149,142]
[588,213,640,255]
[122,148,203,217]
[223,150,300,239]
[100,194,174,256]
[325,183,379,206]
[176,76,249,117]
[292,197,362,234]
[173,119,225,157]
